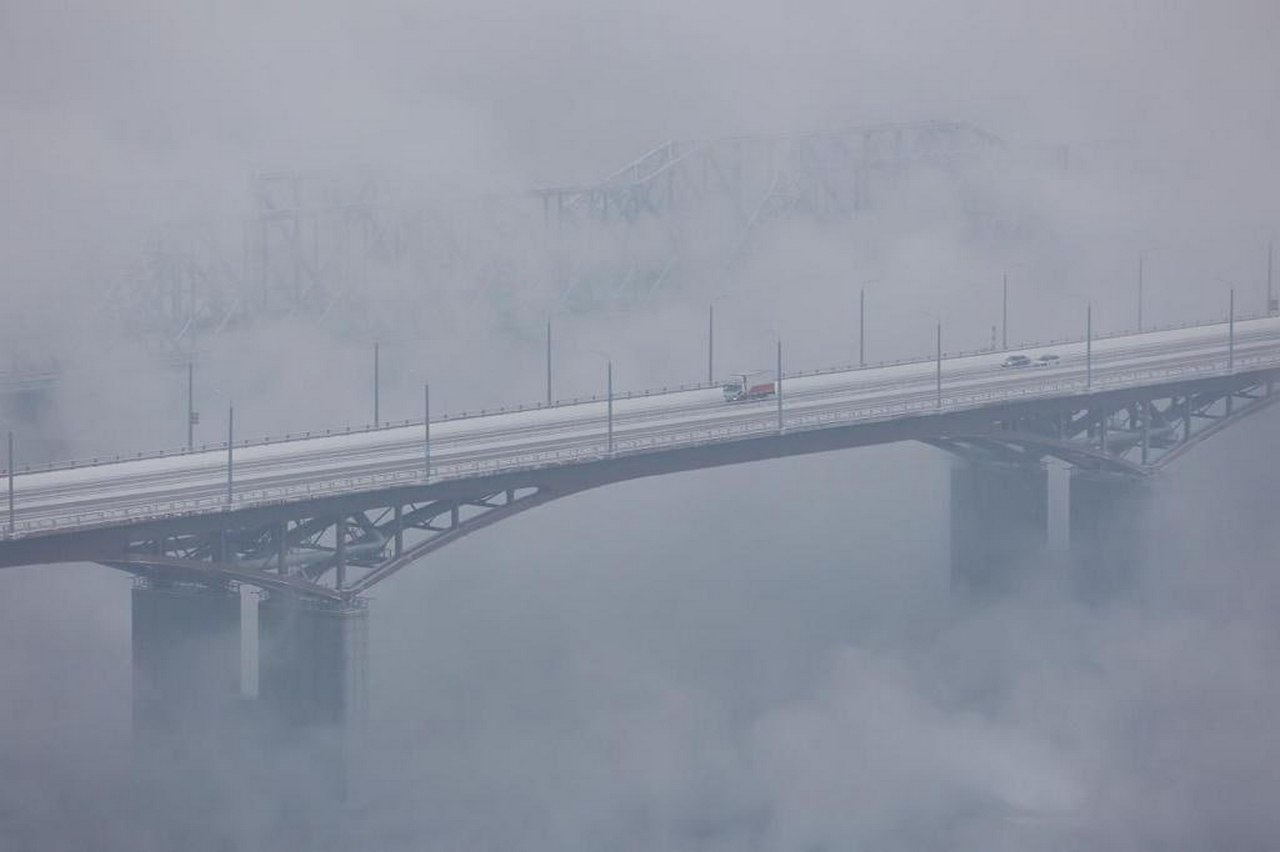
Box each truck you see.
[722,370,776,402]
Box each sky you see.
[1,1,1280,849]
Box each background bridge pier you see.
[257,594,369,800]
[131,578,242,739]
[1069,469,1150,600]
[258,594,369,730]
[949,461,1048,596]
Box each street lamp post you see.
[707,305,714,385]
[607,359,614,456]
[226,405,234,508]
[1137,254,1144,332]
[860,288,866,366]
[1002,273,1008,350]
[858,278,878,367]
[1086,303,1093,390]
[423,383,431,481]
[186,360,197,452]
[373,342,380,426]
[935,321,943,409]
[1229,288,1235,373]
[6,431,13,536]
[776,339,783,433]
[1268,242,1275,317]
[546,320,553,405]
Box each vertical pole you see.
[335,517,346,592]
[226,405,234,508]
[277,521,287,575]
[1137,253,1144,332]
[1268,241,1275,316]
[373,342,380,427]
[776,339,783,433]
[1002,273,1008,350]
[935,321,942,409]
[859,288,866,367]
[394,504,403,557]
[7,431,13,536]
[1183,395,1192,441]
[186,360,194,452]
[1141,400,1150,465]
[1086,303,1093,390]
[707,305,714,385]
[606,360,614,456]
[1229,288,1235,372]
[423,383,430,481]
[545,321,552,406]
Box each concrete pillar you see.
[131,579,241,736]
[950,462,1048,595]
[1069,470,1149,600]
[258,595,368,730]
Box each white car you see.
[1001,354,1031,368]
[1034,353,1060,367]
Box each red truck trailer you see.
[722,370,776,402]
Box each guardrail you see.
[5,344,1277,541]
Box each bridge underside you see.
[0,369,1275,603]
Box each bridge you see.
[4,312,1276,730]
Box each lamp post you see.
[776,338,784,432]
[911,309,943,409]
[1229,287,1235,373]
[588,350,614,456]
[373,342,380,426]
[423,383,431,481]
[1086,302,1093,390]
[546,320,553,405]
[859,278,878,367]
[936,320,942,409]
[186,360,196,452]
[226,405,234,508]
[6,431,13,536]
[1268,241,1275,317]
[707,304,714,385]
[1002,272,1008,350]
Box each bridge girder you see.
[927,372,1278,477]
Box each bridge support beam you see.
[1069,469,1149,600]
[949,459,1150,600]
[131,579,242,738]
[258,594,368,730]
[950,462,1048,595]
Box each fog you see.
[2,1,1279,849]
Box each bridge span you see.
[2,315,1278,601]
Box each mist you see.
[2,1,1280,849]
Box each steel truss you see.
[535,121,1001,226]
[928,374,1279,476]
[105,484,560,603]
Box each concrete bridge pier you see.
[258,595,369,729]
[258,594,369,799]
[949,461,1048,596]
[131,578,242,739]
[949,460,1149,599]
[1068,469,1149,600]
